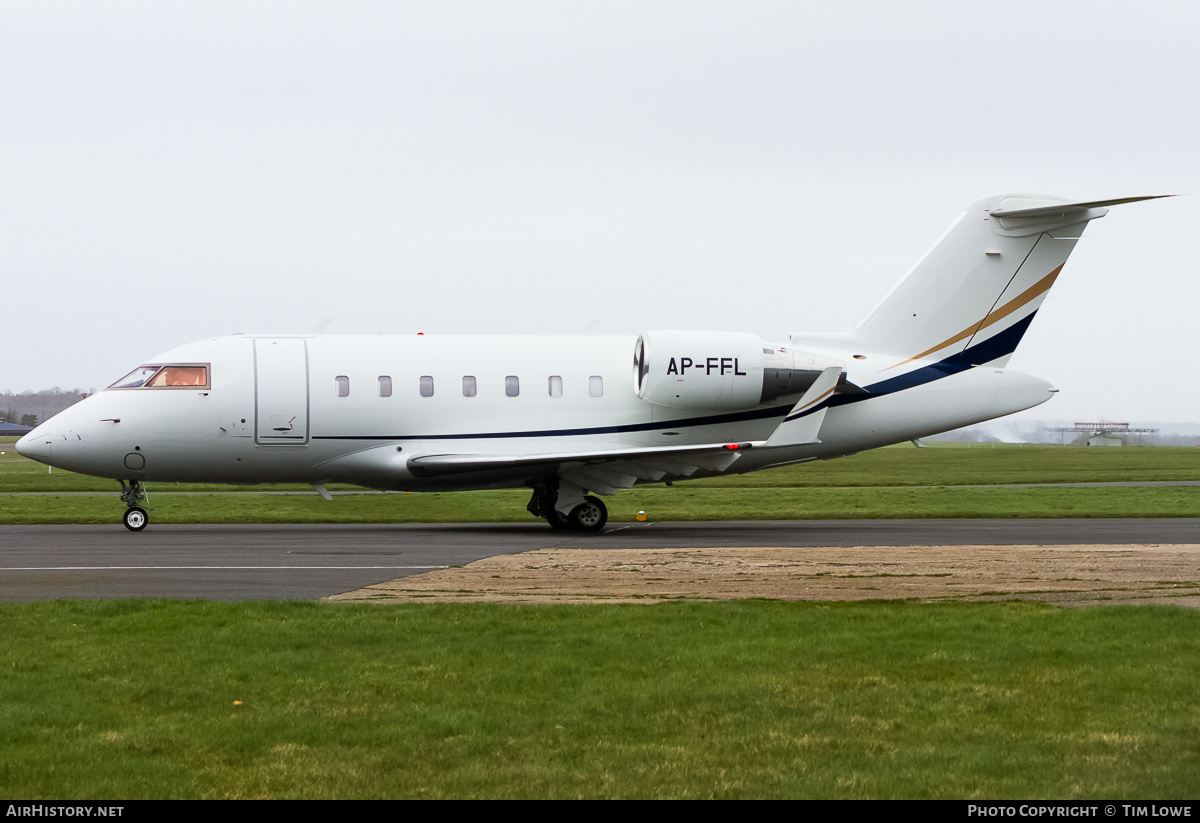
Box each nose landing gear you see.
[123,506,148,531]
[120,480,149,531]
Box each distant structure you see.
[0,419,33,436]
[1043,422,1159,446]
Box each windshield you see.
[108,366,161,389]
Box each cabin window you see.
[462,376,477,397]
[548,375,563,397]
[335,375,350,397]
[505,376,519,397]
[589,375,604,397]
[378,376,392,397]
[419,375,434,397]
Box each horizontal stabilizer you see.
[989,194,1172,219]
[765,366,842,448]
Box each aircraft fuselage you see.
[18,332,1051,491]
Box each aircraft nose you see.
[16,428,55,465]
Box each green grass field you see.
[2,598,1198,799]
[2,440,1199,523]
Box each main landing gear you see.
[120,480,149,531]
[567,496,608,531]
[527,481,608,532]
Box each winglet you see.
[765,366,842,448]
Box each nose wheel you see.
[123,506,149,531]
[120,480,150,531]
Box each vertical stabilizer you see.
[852,194,1165,368]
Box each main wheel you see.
[546,509,571,530]
[123,506,148,532]
[568,496,607,532]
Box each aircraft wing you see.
[408,441,760,494]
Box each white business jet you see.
[18,193,1165,531]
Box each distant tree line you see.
[1,388,92,428]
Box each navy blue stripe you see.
[961,311,1036,365]
[833,313,1036,407]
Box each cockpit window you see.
[108,364,209,390]
[148,366,208,387]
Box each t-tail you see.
[837,194,1170,369]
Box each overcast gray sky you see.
[3,1,1196,423]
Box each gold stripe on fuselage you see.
[883,265,1063,370]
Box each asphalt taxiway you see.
[1,519,1198,602]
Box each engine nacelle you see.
[634,330,843,411]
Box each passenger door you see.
[254,338,310,445]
